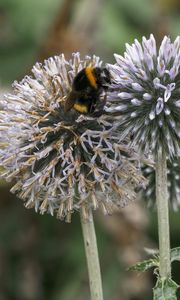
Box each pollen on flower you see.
[0,53,146,222]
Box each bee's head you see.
[94,67,111,88]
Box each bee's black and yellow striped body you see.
[64,67,111,114]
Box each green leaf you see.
[171,247,180,263]
[153,278,179,300]
[128,258,158,272]
[129,246,180,273]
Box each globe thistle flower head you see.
[143,157,180,210]
[108,34,180,158]
[0,53,146,222]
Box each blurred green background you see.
[0,0,180,299]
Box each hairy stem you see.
[155,147,171,277]
[80,209,103,300]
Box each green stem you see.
[80,209,103,300]
[155,147,171,277]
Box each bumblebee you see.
[64,67,111,114]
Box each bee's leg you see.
[88,96,97,113]
[91,95,106,117]
[98,93,107,110]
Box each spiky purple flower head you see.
[0,53,146,222]
[143,157,180,210]
[107,34,180,158]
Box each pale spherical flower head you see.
[107,34,180,158]
[142,157,180,210]
[0,53,146,222]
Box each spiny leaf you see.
[129,246,180,273]
[153,277,179,300]
[128,258,158,272]
[171,247,180,263]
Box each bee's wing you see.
[64,90,76,112]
